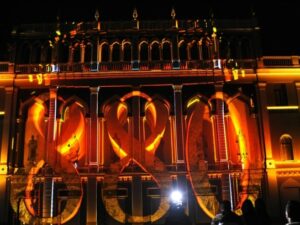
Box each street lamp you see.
[170,190,183,207]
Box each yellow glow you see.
[145,102,157,127]
[121,91,152,102]
[0,111,4,115]
[266,159,275,168]
[228,107,248,168]
[108,133,128,158]
[267,105,299,110]
[196,196,215,218]
[132,90,141,96]
[241,69,245,77]
[57,113,84,158]
[117,103,127,121]
[215,92,223,99]
[32,102,45,138]
[25,160,45,216]
[257,68,300,76]
[213,27,217,33]
[187,98,200,108]
[211,116,218,162]
[28,74,33,82]
[36,74,43,85]
[145,129,165,151]
[232,69,239,80]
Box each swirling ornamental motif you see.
[103,91,172,223]
[186,95,262,218]
[10,96,85,224]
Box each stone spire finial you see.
[171,7,176,19]
[133,8,138,20]
[95,9,100,21]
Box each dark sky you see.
[1,0,300,56]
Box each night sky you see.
[1,0,300,57]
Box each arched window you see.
[100,43,109,62]
[85,43,93,63]
[123,43,132,61]
[140,42,148,61]
[19,43,31,64]
[229,38,238,59]
[200,40,210,60]
[31,43,41,63]
[151,42,160,61]
[162,42,171,60]
[190,41,199,60]
[219,38,230,59]
[58,43,69,63]
[280,134,294,160]
[241,38,252,59]
[42,43,52,63]
[179,41,187,60]
[112,43,120,62]
[73,43,81,63]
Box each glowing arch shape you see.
[186,94,262,218]
[185,98,219,218]
[23,160,83,224]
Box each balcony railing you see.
[0,62,13,73]
[0,63,9,72]
[14,60,224,74]
[15,19,256,36]
[258,56,300,67]
[1,59,260,75]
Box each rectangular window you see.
[274,84,288,105]
[0,116,3,149]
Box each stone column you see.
[257,83,273,165]
[89,87,100,166]
[86,87,100,225]
[257,82,279,216]
[42,87,58,218]
[86,177,98,225]
[0,87,14,172]
[131,88,143,223]
[171,34,180,68]
[0,87,14,225]
[173,85,185,163]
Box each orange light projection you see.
[186,94,262,218]
[227,102,248,169]
[57,103,86,162]
[23,99,47,168]
[185,97,219,218]
[32,100,46,138]
[108,133,128,158]
[103,91,171,223]
[24,160,45,216]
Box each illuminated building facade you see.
[0,10,299,225]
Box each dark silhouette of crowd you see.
[211,198,272,225]
[164,204,192,225]
[211,198,300,225]
[211,200,243,225]
[285,200,300,225]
